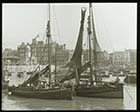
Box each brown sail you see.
[90,3,101,52]
[68,8,86,68]
[59,8,90,83]
[21,65,50,87]
[60,3,124,99]
[60,62,90,83]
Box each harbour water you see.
[2,66,136,110]
[2,84,136,110]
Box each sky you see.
[2,3,137,53]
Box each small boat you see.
[7,73,12,76]
[100,71,110,78]
[112,71,126,77]
[2,67,9,91]
[17,72,24,78]
[2,80,8,90]
[75,83,123,98]
[101,75,110,78]
[2,70,9,92]
[124,71,136,83]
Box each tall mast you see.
[54,43,57,83]
[90,3,97,82]
[47,3,51,87]
[87,17,93,85]
[87,3,93,85]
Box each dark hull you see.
[112,74,125,77]
[101,75,110,78]
[8,87,73,100]
[2,81,8,90]
[75,84,123,98]
[124,75,136,83]
[2,84,8,90]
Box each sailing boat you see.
[59,3,123,98]
[8,4,73,100]
[124,70,136,83]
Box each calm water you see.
[2,66,136,110]
[2,84,136,110]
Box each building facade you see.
[30,38,69,65]
[82,49,109,66]
[17,42,29,65]
[112,49,136,68]
[2,48,19,65]
[125,49,136,67]
[51,43,69,66]
[112,51,126,65]
[96,50,109,66]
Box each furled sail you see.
[60,62,90,83]
[68,8,86,68]
[89,3,105,70]
[90,3,101,52]
[59,8,90,83]
[21,65,50,87]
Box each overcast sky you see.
[2,3,137,53]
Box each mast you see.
[54,43,57,83]
[87,17,93,85]
[47,3,51,87]
[88,3,93,85]
[89,3,97,82]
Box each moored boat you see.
[8,4,73,100]
[8,86,72,100]
[124,71,136,83]
[2,67,9,91]
[8,65,73,100]
[2,80,8,90]
[75,83,123,98]
[59,3,124,99]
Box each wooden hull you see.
[2,81,8,90]
[2,84,8,90]
[2,88,8,93]
[101,75,110,78]
[75,84,123,98]
[8,87,73,100]
[112,74,125,77]
[124,75,136,83]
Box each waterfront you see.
[2,84,136,110]
[2,66,137,110]
[2,3,137,110]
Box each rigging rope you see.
[52,5,61,44]
[38,31,48,65]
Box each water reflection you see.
[3,94,124,110]
[2,84,136,110]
